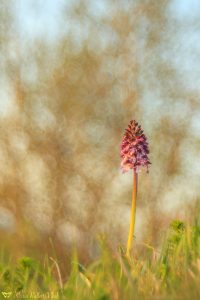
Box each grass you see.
[0,220,200,300]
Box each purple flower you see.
[120,120,151,173]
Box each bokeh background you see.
[0,0,200,265]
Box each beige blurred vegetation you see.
[0,0,200,263]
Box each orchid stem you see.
[126,169,138,257]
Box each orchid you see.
[120,120,151,256]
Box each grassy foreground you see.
[0,220,200,300]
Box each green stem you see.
[126,169,138,257]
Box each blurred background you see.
[0,0,200,265]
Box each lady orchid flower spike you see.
[120,120,151,256]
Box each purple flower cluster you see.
[120,120,151,173]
